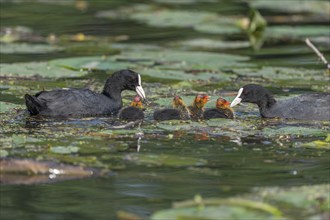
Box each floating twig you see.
[305,38,329,69]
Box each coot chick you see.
[25,69,146,116]
[204,97,234,119]
[153,96,190,121]
[230,84,330,121]
[119,96,144,121]
[188,94,210,120]
[173,96,190,120]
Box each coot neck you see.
[102,77,123,106]
[257,94,276,117]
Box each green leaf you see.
[263,126,328,137]
[97,5,241,35]
[50,146,80,154]
[0,43,64,54]
[0,150,9,158]
[0,101,22,113]
[125,153,207,167]
[173,38,250,50]
[266,26,330,39]
[233,67,328,87]
[249,0,330,16]
[0,62,88,78]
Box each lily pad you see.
[156,121,205,131]
[300,134,330,149]
[249,0,330,16]
[173,38,250,50]
[262,126,328,137]
[0,101,22,113]
[50,50,252,80]
[50,146,80,154]
[125,153,207,167]
[266,26,330,39]
[140,68,234,82]
[50,56,145,70]
[152,184,329,220]
[0,150,9,158]
[115,49,252,69]
[234,67,329,87]
[0,62,88,78]
[153,0,216,4]
[259,184,330,214]
[97,5,242,35]
[0,43,64,54]
[0,26,44,43]
[152,205,277,220]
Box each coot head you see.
[230,84,276,108]
[193,94,210,108]
[216,97,230,109]
[103,69,145,99]
[172,96,185,108]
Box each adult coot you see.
[188,94,210,120]
[24,69,146,116]
[230,84,330,121]
[204,97,234,119]
[119,95,144,121]
[153,96,190,121]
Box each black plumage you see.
[25,69,145,116]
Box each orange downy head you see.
[173,96,186,108]
[131,95,144,109]
[194,94,210,109]
[216,97,230,109]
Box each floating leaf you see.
[152,206,277,220]
[152,184,329,219]
[300,134,330,149]
[233,67,329,87]
[0,101,22,113]
[97,5,241,35]
[115,49,252,69]
[156,121,207,131]
[125,153,207,167]
[0,26,44,43]
[50,56,142,71]
[153,0,217,4]
[0,43,64,54]
[260,184,330,213]
[0,150,9,158]
[50,146,80,154]
[266,26,330,39]
[50,50,252,81]
[173,38,250,50]
[249,0,330,16]
[0,62,88,78]
[141,69,234,82]
[262,126,328,137]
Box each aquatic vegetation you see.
[0,0,329,219]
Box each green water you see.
[0,1,329,219]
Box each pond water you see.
[0,1,329,219]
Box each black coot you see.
[204,97,234,119]
[24,69,146,116]
[119,96,144,121]
[230,84,330,121]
